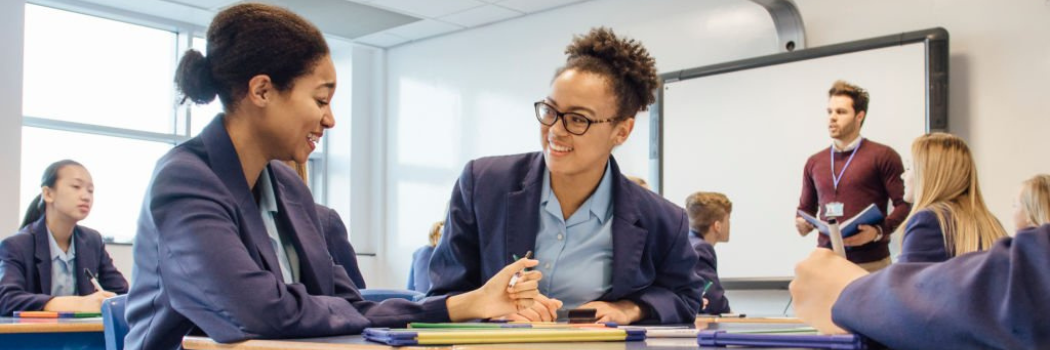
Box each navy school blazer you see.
[688,232,730,314]
[898,209,950,263]
[833,223,1050,349]
[0,217,128,315]
[124,116,450,350]
[428,152,703,324]
[317,205,367,288]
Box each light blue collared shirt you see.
[534,162,615,311]
[46,227,77,297]
[257,169,300,284]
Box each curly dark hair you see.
[174,3,329,112]
[555,27,659,119]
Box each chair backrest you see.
[359,288,425,302]
[102,294,129,350]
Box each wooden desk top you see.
[0,317,104,334]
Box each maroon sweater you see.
[797,138,910,263]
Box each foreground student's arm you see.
[792,225,1050,350]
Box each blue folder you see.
[798,203,885,238]
[698,330,869,349]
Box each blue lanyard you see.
[830,138,863,192]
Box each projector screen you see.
[654,28,948,284]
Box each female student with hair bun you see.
[897,133,1007,263]
[124,4,541,349]
[428,27,703,325]
[1014,174,1050,230]
[0,160,127,316]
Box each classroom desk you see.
[183,321,817,350]
[0,316,106,350]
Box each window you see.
[21,4,327,243]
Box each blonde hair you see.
[685,192,732,235]
[1020,174,1050,226]
[903,133,1007,257]
[626,175,650,190]
[428,221,444,247]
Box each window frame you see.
[22,2,329,243]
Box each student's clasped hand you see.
[500,294,563,322]
[789,249,869,334]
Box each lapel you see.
[271,164,332,295]
[605,156,648,299]
[504,153,545,265]
[199,115,284,279]
[72,227,97,295]
[31,218,52,294]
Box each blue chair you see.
[359,289,425,302]
[102,294,128,350]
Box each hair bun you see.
[174,49,218,105]
[564,27,659,116]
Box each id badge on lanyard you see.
[828,139,862,218]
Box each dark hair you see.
[21,160,84,229]
[175,3,330,111]
[828,80,870,122]
[555,27,660,119]
[685,192,732,235]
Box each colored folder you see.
[798,203,884,238]
[364,327,645,346]
[13,311,102,318]
[698,329,869,350]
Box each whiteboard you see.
[657,29,948,281]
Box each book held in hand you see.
[797,203,884,238]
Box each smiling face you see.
[42,165,94,223]
[259,56,337,164]
[826,95,864,141]
[541,69,634,179]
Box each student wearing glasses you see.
[124,4,542,349]
[428,27,703,325]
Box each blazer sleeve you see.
[427,160,482,297]
[694,243,730,314]
[898,210,950,263]
[832,225,1050,350]
[148,161,374,342]
[327,253,451,328]
[95,240,129,294]
[0,238,52,315]
[624,211,704,324]
[321,208,367,289]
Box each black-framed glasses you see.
[534,101,618,136]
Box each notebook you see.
[13,311,102,318]
[698,329,869,350]
[364,327,645,346]
[798,203,885,238]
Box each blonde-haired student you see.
[898,133,1007,263]
[1014,174,1050,230]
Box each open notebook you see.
[798,203,885,238]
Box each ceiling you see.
[55,0,592,48]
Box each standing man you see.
[795,80,910,272]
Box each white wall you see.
[375,0,778,289]
[1,1,25,239]
[793,0,1050,235]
